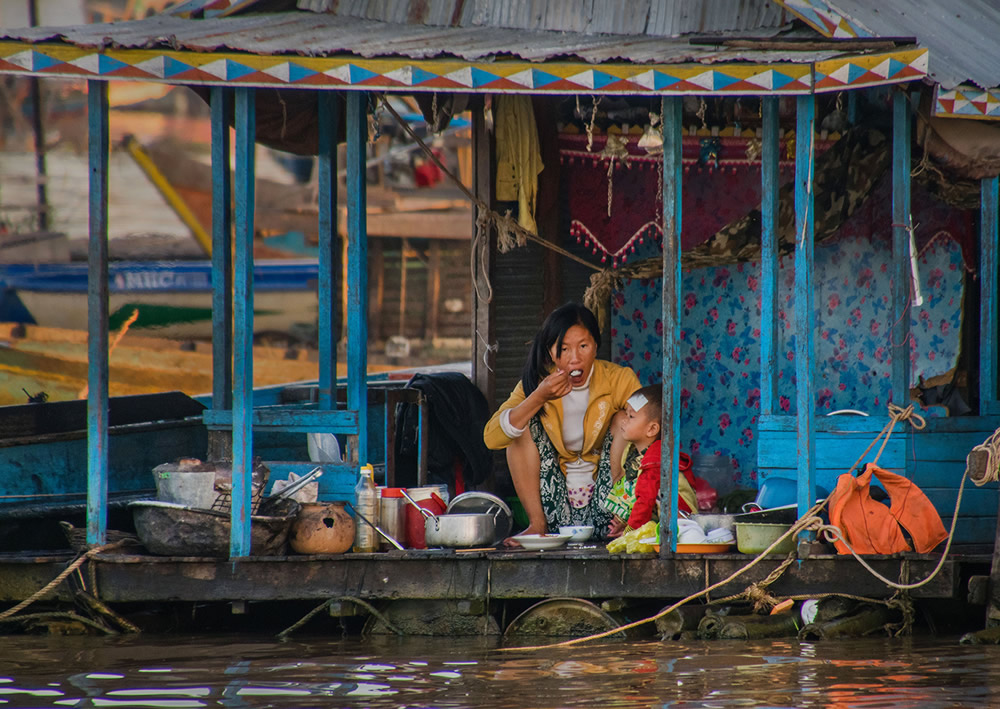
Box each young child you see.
[605,384,697,538]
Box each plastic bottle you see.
[353,464,379,552]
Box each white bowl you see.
[514,533,572,550]
[558,525,595,542]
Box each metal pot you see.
[401,489,496,548]
[424,513,495,548]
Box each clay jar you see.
[289,501,355,554]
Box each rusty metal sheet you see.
[297,0,791,37]
[0,12,835,66]
[814,0,999,90]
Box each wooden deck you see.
[0,550,982,606]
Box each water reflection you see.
[1,634,999,707]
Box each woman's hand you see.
[534,368,573,402]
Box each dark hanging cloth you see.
[393,372,493,491]
[684,127,890,268]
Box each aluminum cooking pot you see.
[424,512,495,548]
[401,488,496,548]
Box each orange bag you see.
[828,463,947,555]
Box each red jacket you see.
[626,441,695,529]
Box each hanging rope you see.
[379,96,601,287]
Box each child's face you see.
[620,403,657,443]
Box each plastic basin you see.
[735,522,796,555]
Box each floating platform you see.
[0,549,982,606]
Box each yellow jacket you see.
[484,360,640,475]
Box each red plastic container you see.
[404,488,447,549]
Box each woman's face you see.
[550,324,597,388]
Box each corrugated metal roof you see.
[819,0,999,89]
[0,11,836,65]
[295,0,791,37]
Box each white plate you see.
[514,533,572,551]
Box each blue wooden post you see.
[891,90,912,405]
[211,87,233,411]
[317,92,340,413]
[346,92,369,468]
[230,87,255,557]
[760,97,779,417]
[659,96,682,556]
[794,95,816,521]
[86,80,109,546]
[981,175,999,410]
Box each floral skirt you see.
[529,417,614,540]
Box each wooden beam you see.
[371,238,385,341]
[891,90,912,406]
[471,100,496,406]
[399,237,408,338]
[659,96,683,557]
[210,87,233,413]
[794,94,816,522]
[86,80,109,546]
[317,91,340,413]
[760,96,780,417]
[231,87,255,558]
[346,91,369,468]
[981,175,998,410]
[426,240,441,342]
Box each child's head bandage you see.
[627,392,649,411]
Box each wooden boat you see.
[0,258,319,340]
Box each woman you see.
[483,303,639,540]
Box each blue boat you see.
[0,259,319,340]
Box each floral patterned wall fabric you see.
[611,234,967,490]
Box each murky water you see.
[2,634,999,708]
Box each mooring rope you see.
[0,540,128,621]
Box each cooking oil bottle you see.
[353,463,379,552]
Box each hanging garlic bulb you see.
[638,112,663,155]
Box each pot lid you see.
[446,492,512,543]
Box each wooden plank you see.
[760,413,893,433]
[891,90,912,412]
[426,240,441,342]
[660,96,683,555]
[86,80,110,546]
[86,554,959,603]
[398,237,408,338]
[317,92,340,412]
[346,91,369,467]
[923,487,998,517]
[371,238,385,340]
[911,459,973,487]
[203,408,359,433]
[762,414,1000,434]
[757,432,907,469]
[210,87,233,412]
[981,175,999,408]
[760,96,780,417]
[231,87,256,558]
[794,95,816,520]
[912,430,1000,461]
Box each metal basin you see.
[130,498,299,557]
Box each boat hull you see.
[0,259,318,340]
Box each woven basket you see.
[59,521,140,552]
